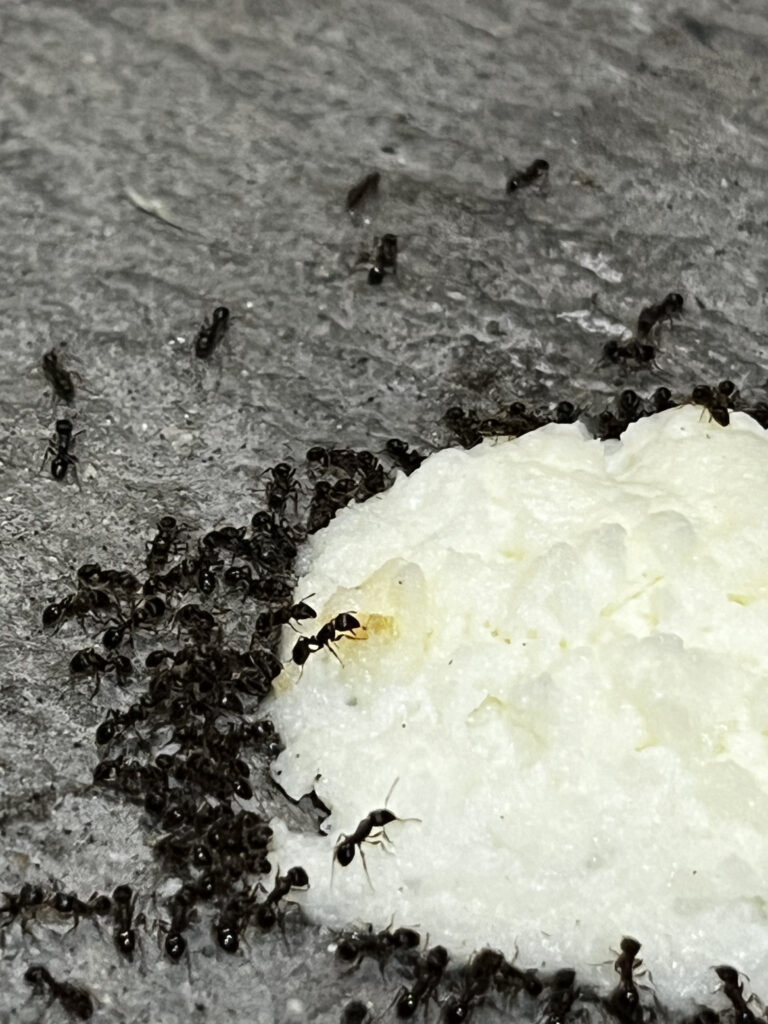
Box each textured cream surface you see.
[267,406,768,1001]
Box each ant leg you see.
[39,442,55,473]
[325,643,344,666]
[358,846,375,892]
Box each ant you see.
[69,648,133,696]
[42,587,114,631]
[690,382,734,427]
[333,778,420,887]
[202,525,248,559]
[101,595,166,649]
[292,612,361,666]
[24,964,93,1021]
[385,438,424,476]
[439,948,506,1024]
[506,158,549,192]
[600,338,657,368]
[76,564,141,599]
[341,1000,372,1024]
[651,386,675,412]
[147,515,182,571]
[41,347,76,403]
[336,923,420,975]
[605,936,643,1024]
[493,950,543,998]
[48,889,111,929]
[636,292,683,339]
[1,882,45,932]
[444,407,482,449]
[714,966,758,1024]
[252,598,316,641]
[161,883,198,961]
[367,233,398,285]
[194,305,231,359]
[95,701,152,745]
[174,603,219,643]
[112,884,141,960]
[264,462,300,515]
[254,866,309,929]
[42,417,81,483]
[541,968,580,1024]
[214,891,253,954]
[346,170,380,213]
[395,944,449,1018]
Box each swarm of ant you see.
[20,392,768,1021]
[25,163,768,1020]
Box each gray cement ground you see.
[1,0,767,1020]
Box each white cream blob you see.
[266,405,768,1004]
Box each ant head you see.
[286,866,309,888]
[24,965,51,988]
[335,841,356,867]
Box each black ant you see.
[194,305,230,359]
[292,612,361,666]
[161,883,198,961]
[605,936,644,1024]
[333,778,420,887]
[252,598,316,644]
[600,338,657,368]
[24,964,94,1020]
[76,564,141,598]
[264,462,300,515]
[493,950,543,999]
[541,968,580,1024]
[112,884,141,960]
[651,386,675,412]
[147,515,182,571]
[506,158,549,192]
[440,948,506,1024]
[336,923,420,975]
[42,417,81,483]
[444,406,482,449]
[354,234,398,285]
[94,757,163,799]
[202,524,248,559]
[254,866,309,929]
[385,438,424,476]
[341,1000,372,1024]
[95,701,152,745]
[636,292,683,339]
[174,603,219,642]
[42,587,114,631]
[395,944,449,1017]
[1,882,46,932]
[690,382,734,427]
[101,595,166,649]
[48,889,111,929]
[346,170,380,213]
[69,647,133,696]
[214,891,253,954]
[41,347,76,403]
[714,966,758,1024]
[367,233,398,285]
